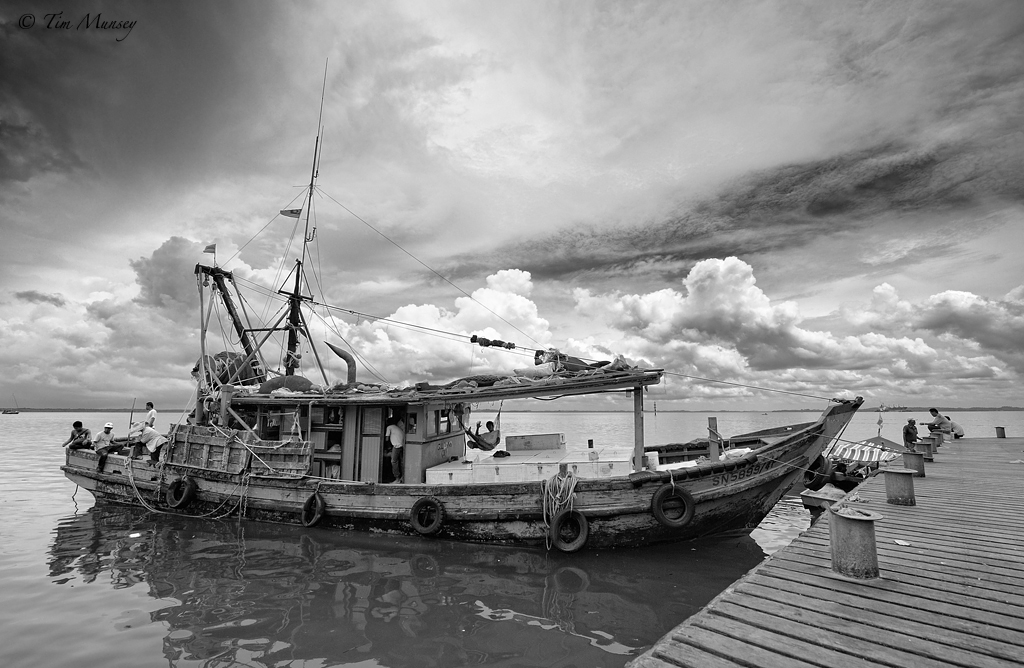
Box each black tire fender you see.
[651,483,695,529]
[301,492,326,527]
[803,455,833,492]
[548,509,589,553]
[166,477,198,509]
[410,496,446,535]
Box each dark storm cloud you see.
[0,1,293,190]
[453,131,1024,284]
[14,290,66,307]
[0,119,84,182]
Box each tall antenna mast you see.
[301,60,329,266]
[284,60,329,376]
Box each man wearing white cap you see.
[94,422,119,472]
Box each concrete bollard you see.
[902,450,925,477]
[883,468,917,506]
[829,505,883,579]
[918,437,934,462]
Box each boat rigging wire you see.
[221,190,306,269]
[233,278,842,401]
[661,370,833,402]
[314,185,543,348]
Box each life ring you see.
[651,483,695,529]
[548,509,589,553]
[410,496,446,535]
[803,455,833,492]
[301,492,326,527]
[410,554,440,578]
[552,566,590,594]
[166,477,198,509]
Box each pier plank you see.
[628,437,1024,668]
[734,581,1024,663]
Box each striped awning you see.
[826,440,901,464]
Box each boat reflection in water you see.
[49,505,767,667]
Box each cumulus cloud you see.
[319,269,551,383]
[569,257,1018,402]
[129,237,208,316]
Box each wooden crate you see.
[247,441,313,476]
[165,425,311,475]
[165,425,249,474]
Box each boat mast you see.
[283,61,328,378]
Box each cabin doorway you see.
[381,408,407,484]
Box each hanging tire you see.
[803,455,833,492]
[410,496,446,535]
[651,484,695,529]
[548,509,589,553]
[166,477,198,509]
[301,492,326,527]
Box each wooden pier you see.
[629,436,1024,668]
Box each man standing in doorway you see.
[386,417,406,484]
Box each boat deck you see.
[628,435,1024,668]
[425,444,635,484]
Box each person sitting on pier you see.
[467,420,500,451]
[902,419,919,451]
[946,416,965,439]
[61,421,93,451]
[925,408,952,447]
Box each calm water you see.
[1,409,1017,668]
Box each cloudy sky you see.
[2,0,1023,412]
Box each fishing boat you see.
[62,93,862,551]
[2,394,18,414]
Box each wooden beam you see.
[633,386,645,472]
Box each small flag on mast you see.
[280,209,302,218]
[203,244,217,254]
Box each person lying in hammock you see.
[466,420,500,451]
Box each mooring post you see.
[902,450,925,477]
[918,437,935,462]
[220,384,235,427]
[829,505,883,579]
[632,387,645,472]
[708,417,721,462]
[884,468,917,506]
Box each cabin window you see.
[324,407,342,425]
[425,408,453,437]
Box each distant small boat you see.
[2,394,18,415]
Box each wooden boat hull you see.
[63,398,861,550]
